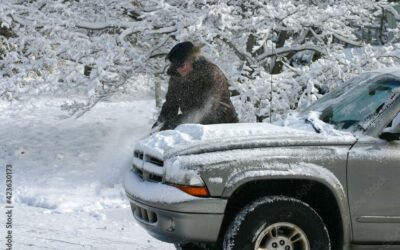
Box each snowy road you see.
[0,100,174,249]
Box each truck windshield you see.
[305,79,400,130]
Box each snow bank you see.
[0,99,173,249]
[0,100,154,212]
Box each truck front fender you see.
[222,162,351,250]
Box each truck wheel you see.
[223,196,331,250]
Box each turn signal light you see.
[175,185,210,197]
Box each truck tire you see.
[175,242,216,250]
[223,196,331,250]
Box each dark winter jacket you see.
[155,56,238,131]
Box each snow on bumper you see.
[124,168,198,204]
[123,169,227,243]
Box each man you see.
[152,41,238,131]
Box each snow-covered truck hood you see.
[135,123,356,160]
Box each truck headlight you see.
[174,184,209,197]
[165,170,209,197]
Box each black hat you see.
[166,41,194,66]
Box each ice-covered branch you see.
[377,54,400,61]
[330,30,363,47]
[382,5,400,21]
[309,28,325,45]
[118,26,146,42]
[147,25,177,34]
[75,21,129,30]
[147,35,172,60]
[11,14,36,27]
[257,45,326,62]
[215,35,256,65]
[2,0,399,121]
[69,67,137,118]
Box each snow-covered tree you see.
[1,0,400,121]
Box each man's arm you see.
[198,65,230,124]
[153,78,179,130]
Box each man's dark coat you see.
[156,56,238,130]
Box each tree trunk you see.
[271,30,288,74]
[154,78,162,108]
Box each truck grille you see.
[134,150,163,166]
[134,169,163,182]
[133,150,164,183]
[130,203,158,224]
[134,150,144,159]
[147,156,163,167]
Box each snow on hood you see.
[136,122,356,159]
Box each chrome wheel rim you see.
[254,222,310,250]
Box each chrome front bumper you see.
[124,169,227,243]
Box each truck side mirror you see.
[380,113,400,141]
[379,131,400,141]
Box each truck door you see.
[348,111,400,243]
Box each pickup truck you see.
[124,68,400,250]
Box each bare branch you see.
[38,3,46,11]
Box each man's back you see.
[154,42,238,131]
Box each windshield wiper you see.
[356,123,367,132]
[305,118,321,134]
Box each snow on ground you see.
[0,99,174,249]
